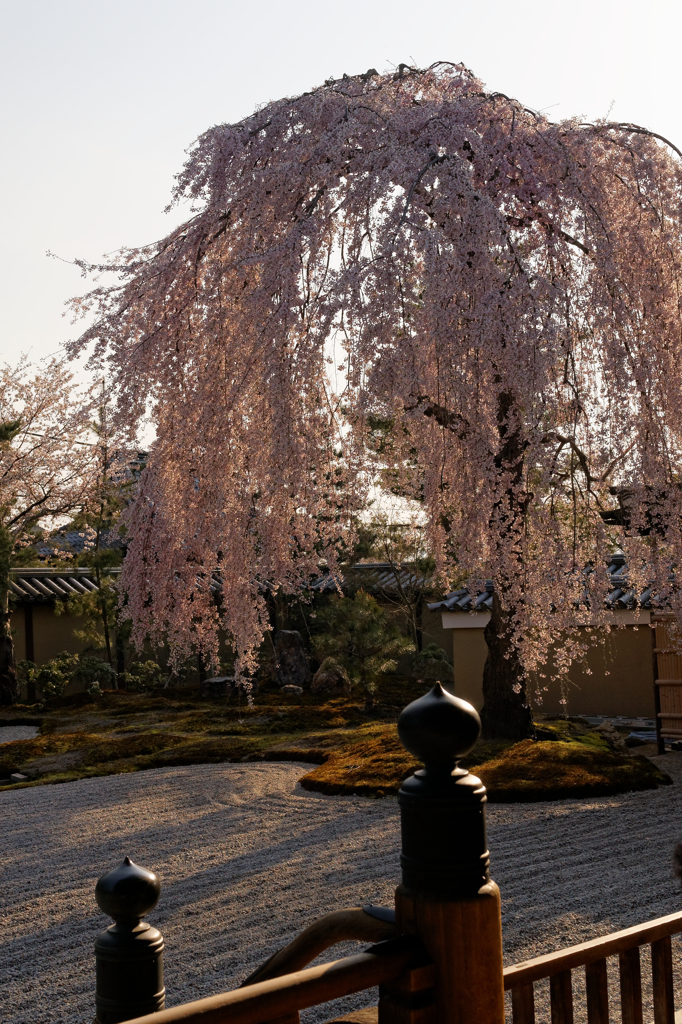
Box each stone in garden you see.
[595,720,630,755]
[274,631,311,688]
[10,773,28,782]
[201,676,234,699]
[311,657,351,697]
[280,685,303,695]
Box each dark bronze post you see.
[385,682,505,1024]
[94,856,165,1024]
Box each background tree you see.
[70,63,682,736]
[0,359,97,704]
[409,642,454,690]
[55,572,121,664]
[312,590,411,708]
[59,387,131,671]
[343,515,434,653]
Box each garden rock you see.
[201,676,235,699]
[534,726,559,741]
[274,631,311,689]
[280,685,303,695]
[311,658,351,697]
[595,720,630,755]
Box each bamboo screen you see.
[653,619,682,739]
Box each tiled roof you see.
[310,562,433,594]
[9,567,120,602]
[427,552,654,614]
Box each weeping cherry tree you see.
[70,62,682,737]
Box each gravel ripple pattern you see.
[2,756,682,1023]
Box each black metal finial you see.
[398,682,481,768]
[94,858,165,1024]
[397,684,490,899]
[95,856,161,925]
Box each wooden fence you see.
[116,938,431,1024]
[110,910,682,1024]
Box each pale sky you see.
[1,0,680,370]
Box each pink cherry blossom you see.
[68,64,682,708]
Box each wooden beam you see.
[511,983,535,1024]
[651,937,674,1024]
[550,971,573,1024]
[378,961,437,1022]
[653,624,665,754]
[243,909,397,987]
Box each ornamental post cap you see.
[95,856,161,924]
[398,682,481,767]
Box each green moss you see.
[299,725,418,796]
[471,740,671,802]
[0,693,672,802]
[299,731,669,801]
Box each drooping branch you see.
[404,395,472,442]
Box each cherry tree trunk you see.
[480,594,535,740]
[478,389,536,741]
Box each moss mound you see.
[299,730,671,801]
[471,740,671,802]
[299,726,419,797]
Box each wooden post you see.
[385,683,505,1024]
[619,947,643,1024]
[651,936,674,1024]
[585,958,609,1024]
[512,983,535,1024]
[394,883,503,1024]
[550,971,574,1024]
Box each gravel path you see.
[0,726,38,744]
[2,755,682,1024]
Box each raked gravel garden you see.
[2,747,682,1024]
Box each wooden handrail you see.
[241,907,397,986]
[503,909,682,989]
[119,938,427,1024]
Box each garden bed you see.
[0,688,671,800]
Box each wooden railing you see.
[504,910,682,1024]
[117,910,682,1024]
[117,936,434,1024]
[91,689,682,1024]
